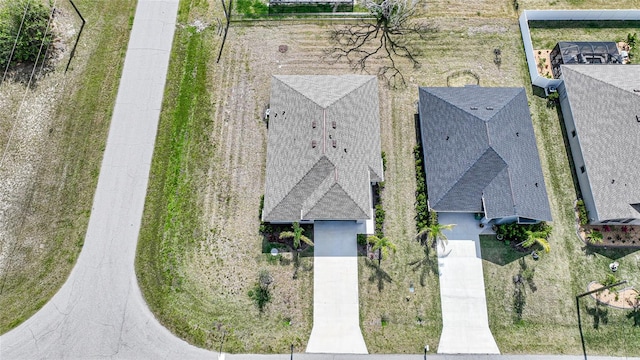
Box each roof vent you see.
[332,121,337,129]
[470,106,478,110]
[332,140,337,148]
[312,140,317,148]
[486,106,494,110]
[312,121,317,128]
[637,115,640,123]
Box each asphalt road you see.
[1,1,639,359]
[0,1,211,358]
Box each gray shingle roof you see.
[562,65,640,221]
[262,75,383,222]
[418,86,552,222]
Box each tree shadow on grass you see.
[627,307,640,327]
[480,235,527,266]
[585,303,609,329]
[364,258,392,292]
[408,245,438,286]
[518,257,537,293]
[513,281,526,323]
[582,245,640,260]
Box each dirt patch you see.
[0,2,81,286]
[589,282,640,310]
[533,49,552,78]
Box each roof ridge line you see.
[502,167,516,213]
[273,76,327,109]
[301,170,336,219]
[274,75,375,109]
[323,76,376,108]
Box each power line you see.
[0,0,58,170]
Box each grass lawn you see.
[529,20,640,50]
[0,0,136,333]
[482,3,640,355]
[136,0,315,353]
[481,66,640,355]
[137,0,526,353]
[136,0,640,355]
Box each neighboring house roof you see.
[562,64,640,221]
[418,86,552,222]
[262,75,383,222]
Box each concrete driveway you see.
[306,221,368,354]
[436,212,500,354]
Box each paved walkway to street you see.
[306,221,368,354]
[0,1,212,358]
[436,213,500,354]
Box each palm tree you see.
[367,235,397,266]
[279,222,313,250]
[416,223,456,251]
[519,230,551,253]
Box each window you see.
[580,166,585,173]
[571,130,577,137]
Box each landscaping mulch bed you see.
[588,281,640,310]
[580,225,640,247]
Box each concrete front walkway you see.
[306,221,368,354]
[0,1,212,358]
[436,213,500,354]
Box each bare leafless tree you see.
[324,0,435,87]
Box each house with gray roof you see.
[558,64,640,225]
[262,75,383,223]
[418,86,552,224]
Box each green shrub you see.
[497,222,552,243]
[375,204,385,237]
[248,270,273,312]
[0,0,53,68]
[603,273,619,288]
[576,199,589,226]
[357,233,367,246]
[414,145,430,231]
[381,151,387,173]
[235,0,268,17]
[587,230,603,244]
